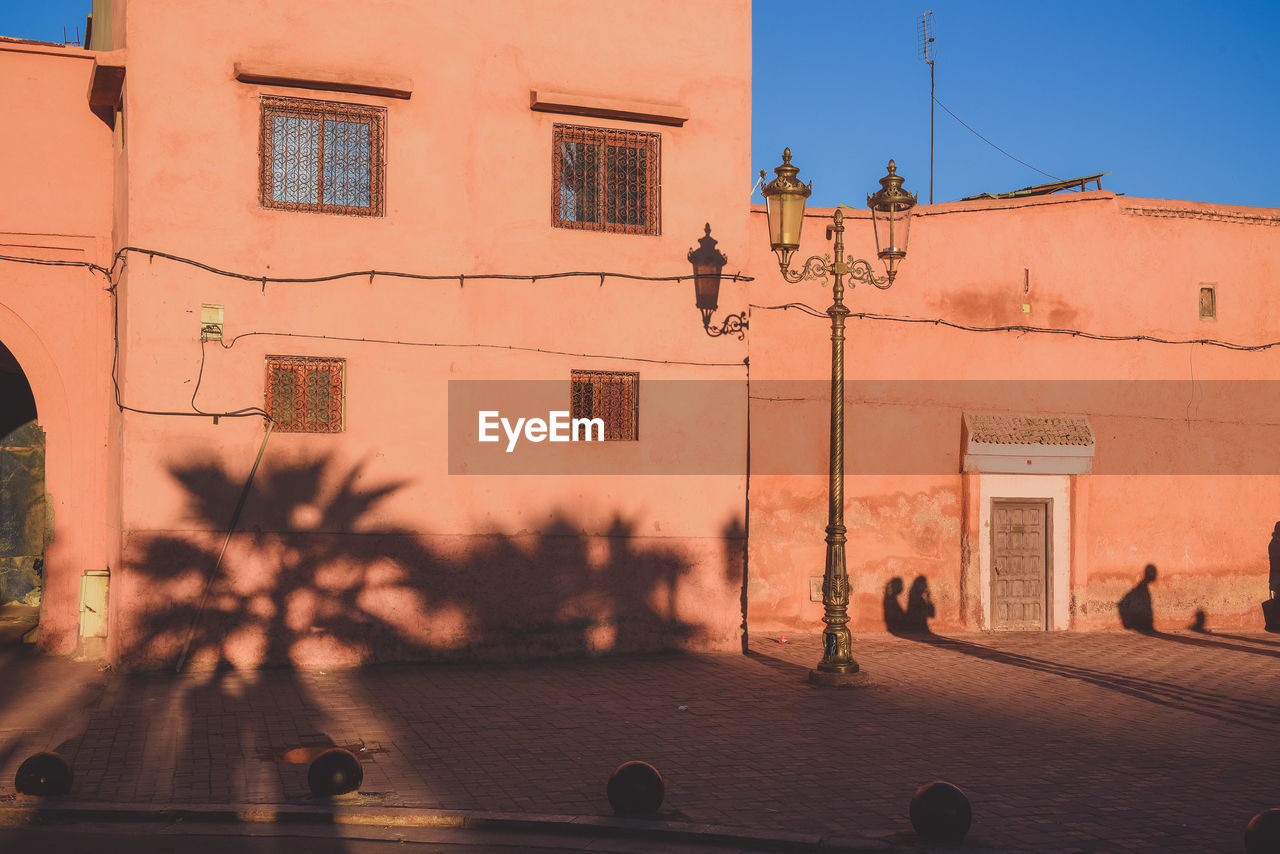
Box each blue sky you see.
[4,1,1277,208]
[754,1,1280,208]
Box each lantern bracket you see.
[703,311,748,339]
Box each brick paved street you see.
[0,629,1277,852]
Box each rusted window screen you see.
[265,356,345,433]
[260,97,385,217]
[569,370,639,441]
[553,124,660,235]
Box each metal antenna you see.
[918,11,936,204]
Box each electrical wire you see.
[103,255,268,420]
[1,248,750,424]
[191,336,272,418]
[0,253,112,278]
[102,246,754,287]
[9,247,1278,427]
[220,331,743,368]
[932,96,1061,182]
[751,303,1280,352]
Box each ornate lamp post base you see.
[808,668,871,688]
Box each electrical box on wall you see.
[201,304,224,341]
[78,569,110,659]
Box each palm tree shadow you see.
[131,453,710,667]
[108,451,716,821]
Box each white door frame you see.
[978,474,1071,631]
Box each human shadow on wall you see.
[1188,609,1207,632]
[1117,564,1158,632]
[100,453,715,813]
[723,517,747,653]
[1117,563,1280,659]
[883,575,935,636]
[1265,521,1280,633]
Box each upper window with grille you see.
[265,355,346,433]
[259,96,385,217]
[570,369,639,441]
[553,124,660,235]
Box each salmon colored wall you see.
[745,188,1280,637]
[105,0,753,666]
[0,43,115,653]
[8,4,1278,664]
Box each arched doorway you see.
[0,338,45,642]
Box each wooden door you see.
[991,501,1048,630]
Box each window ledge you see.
[530,89,687,127]
[235,61,413,100]
[88,49,126,107]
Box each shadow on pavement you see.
[905,631,1278,730]
[1116,564,1280,659]
[13,451,739,833]
[744,648,809,677]
[1136,628,1280,660]
[883,575,1278,730]
[1196,631,1280,647]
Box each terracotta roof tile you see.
[966,412,1093,446]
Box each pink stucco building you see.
[745,192,1280,638]
[1,0,1275,668]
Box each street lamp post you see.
[759,149,917,686]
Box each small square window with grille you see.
[259,96,385,217]
[570,370,639,441]
[553,124,660,235]
[265,355,345,433]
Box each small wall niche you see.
[1198,284,1217,321]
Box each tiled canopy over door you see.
[962,412,1094,475]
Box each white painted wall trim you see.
[978,474,1071,631]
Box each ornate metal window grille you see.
[569,370,639,441]
[265,356,345,433]
[553,124,660,235]
[259,97,385,217]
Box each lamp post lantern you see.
[759,149,917,686]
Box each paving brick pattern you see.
[1,630,1277,852]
